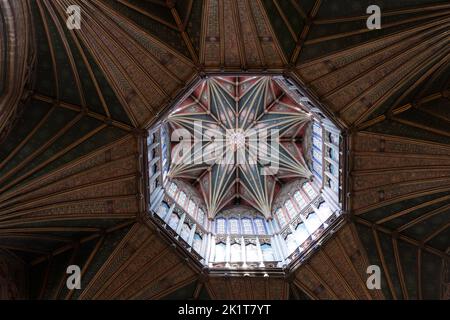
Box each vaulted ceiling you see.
[0,0,448,299]
[168,76,312,218]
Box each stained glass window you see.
[177,191,187,207]
[303,182,317,199]
[197,209,205,225]
[313,149,322,163]
[328,146,338,161]
[313,138,322,151]
[148,133,155,146]
[313,162,322,175]
[168,212,180,230]
[254,219,266,235]
[327,177,338,193]
[187,200,195,216]
[285,200,296,219]
[276,209,287,227]
[216,218,226,234]
[328,132,339,145]
[193,233,202,253]
[328,162,338,177]
[180,223,191,241]
[229,218,239,234]
[313,123,322,136]
[294,191,307,209]
[157,202,170,218]
[242,219,254,234]
[168,183,177,197]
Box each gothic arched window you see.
[216,218,226,234]
[254,219,266,235]
[303,182,317,199]
[285,200,296,219]
[294,190,307,209]
[180,223,191,241]
[168,182,177,197]
[193,233,202,253]
[187,200,195,216]
[157,202,170,219]
[276,208,287,227]
[168,212,180,230]
[197,208,205,225]
[242,218,254,234]
[229,218,239,234]
[177,191,187,207]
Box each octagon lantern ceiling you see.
[147,74,344,271]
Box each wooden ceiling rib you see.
[0,0,448,299]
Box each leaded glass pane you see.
[216,219,226,234]
[229,219,239,234]
[254,219,266,235]
[242,219,253,234]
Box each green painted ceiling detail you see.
[31,0,55,98]
[260,0,449,64]
[360,192,449,226]
[30,0,133,125]
[0,98,127,191]
[79,44,133,126]
[260,0,300,59]
[367,118,450,145]
[160,280,199,300]
[29,223,133,300]
[185,0,203,54]
[355,190,449,299]
[41,5,81,106]
[102,0,191,58]
[69,224,134,300]
[0,99,52,159]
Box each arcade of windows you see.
[147,122,342,270]
[146,75,343,271]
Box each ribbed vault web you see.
[168,76,312,219]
